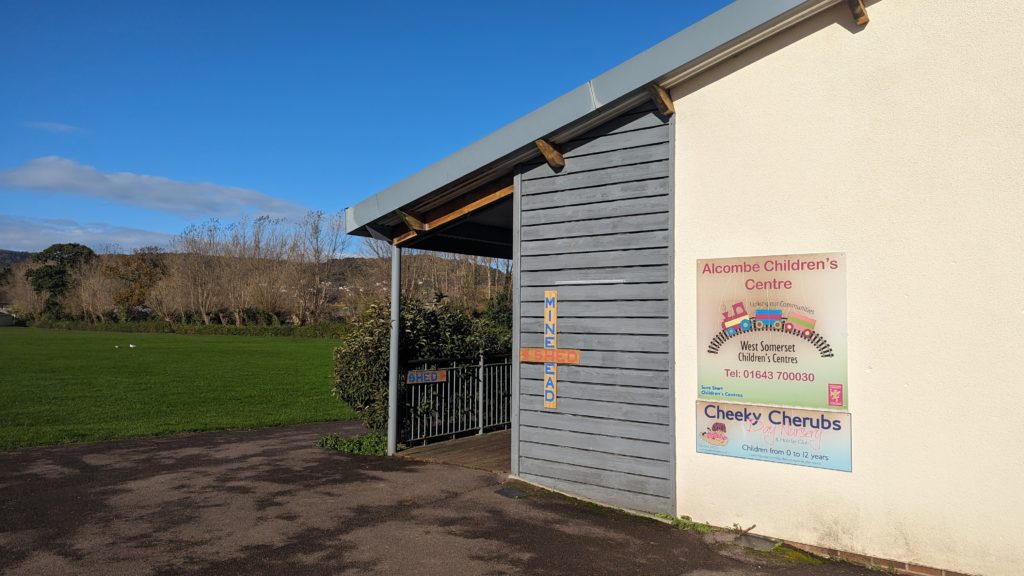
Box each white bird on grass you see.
[129,344,137,349]
[115,345,119,349]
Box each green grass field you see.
[0,328,357,450]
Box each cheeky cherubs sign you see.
[519,290,581,409]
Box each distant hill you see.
[0,249,33,268]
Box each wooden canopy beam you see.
[846,0,869,26]
[646,83,675,117]
[534,139,565,170]
[393,183,514,246]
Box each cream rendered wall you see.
[671,2,1024,574]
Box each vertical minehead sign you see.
[543,290,558,408]
[519,289,582,410]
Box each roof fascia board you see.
[346,0,839,234]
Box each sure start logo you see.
[701,422,728,446]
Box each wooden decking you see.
[398,429,510,473]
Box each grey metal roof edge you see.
[346,0,840,234]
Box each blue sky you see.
[0,0,732,252]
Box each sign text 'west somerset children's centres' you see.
[696,253,851,472]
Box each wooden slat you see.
[518,472,671,514]
[520,317,670,336]
[520,410,670,441]
[521,195,668,226]
[521,179,669,212]
[520,248,668,271]
[522,282,666,302]
[520,161,669,195]
[523,364,669,387]
[520,457,671,496]
[523,143,669,180]
[521,300,669,318]
[520,394,669,424]
[520,380,671,406]
[522,230,669,256]
[570,106,663,140]
[520,426,670,460]
[520,442,670,479]
[521,212,669,241]
[521,265,669,286]
[520,333,668,353]
[561,125,669,159]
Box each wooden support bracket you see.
[365,224,391,242]
[846,0,869,26]
[395,210,427,231]
[534,139,565,170]
[645,83,675,117]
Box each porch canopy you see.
[342,0,848,454]
[345,0,839,253]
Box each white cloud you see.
[22,121,82,134]
[0,215,174,252]
[0,156,308,220]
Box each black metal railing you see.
[400,355,511,443]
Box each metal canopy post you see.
[387,244,401,456]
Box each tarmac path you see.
[0,422,876,575]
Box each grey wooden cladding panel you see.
[520,316,670,336]
[523,142,669,181]
[522,282,667,302]
[520,442,669,479]
[519,458,671,496]
[562,125,669,159]
[521,195,668,226]
[520,248,668,271]
[521,212,669,241]
[521,265,669,287]
[515,102,673,515]
[519,410,669,442]
[566,106,663,139]
[520,332,668,353]
[520,380,670,406]
[520,161,669,195]
[521,179,668,212]
[521,364,669,388]
[518,473,670,515]
[522,230,669,256]
[520,394,668,424]
[519,426,670,461]
[521,299,668,318]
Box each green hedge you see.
[27,318,349,339]
[332,297,511,432]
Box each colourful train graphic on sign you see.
[710,301,833,358]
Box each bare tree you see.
[68,257,118,322]
[286,210,350,325]
[174,221,222,324]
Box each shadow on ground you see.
[0,423,876,575]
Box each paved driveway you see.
[0,423,874,575]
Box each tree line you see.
[0,211,512,328]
